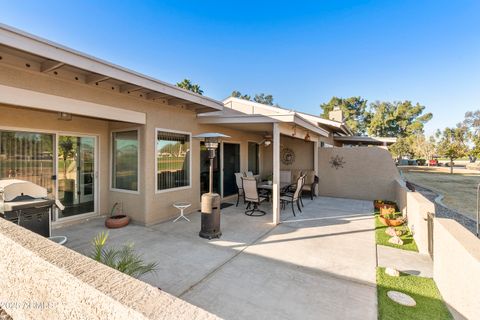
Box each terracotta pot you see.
[379,216,405,227]
[105,215,130,229]
[374,201,396,210]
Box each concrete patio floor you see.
[54,196,377,320]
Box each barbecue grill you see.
[0,179,55,237]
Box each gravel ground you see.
[413,183,478,235]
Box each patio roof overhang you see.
[197,111,330,138]
[0,23,223,114]
[334,136,397,145]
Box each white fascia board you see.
[0,24,223,111]
[0,84,146,124]
[197,114,277,124]
[293,115,329,137]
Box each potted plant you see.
[379,206,396,216]
[379,212,405,227]
[89,232,157,279]
[266,174,273,185]
[374,200,396,210]
[105,202,130,229]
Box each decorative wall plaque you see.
[281,147,295,165]
[329,155,346,170]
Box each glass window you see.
[156,130,190,191]
[248,142,259,175]
[0,130,54,195]
[112,130,138,191]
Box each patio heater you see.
[193,133,230,239]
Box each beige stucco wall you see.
[317,147,400,201]
[0,64,264,225]
[434,218,480,320]
[0,218,217,320]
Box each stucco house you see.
[0,23,356,226]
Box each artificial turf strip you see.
[375,214,419,252]
[377,268,453,320]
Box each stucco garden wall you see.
[0,219,217,320]
[317,147,400,201]
[434,218,480,320]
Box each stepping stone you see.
[388,236,404,245]
[385,227,397,237]
[387,291,416,307]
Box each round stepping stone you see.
[387,291,416,307]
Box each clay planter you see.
[379,216,405,227]
[105,215,130,229]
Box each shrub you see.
[416,159,426,166]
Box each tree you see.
[58,136,75,179]
[320,97,369,135]
[411,134,437,162]
[368,101,432,138]
[436,125,469,174]
[389,136,414,159]
[176,79,204,95]
[253,93,274,106]
[463,110,480,162]
[231,90,251,101]
[231,91,274,105]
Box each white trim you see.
[110,127,141,195]
[154,128,192,194]
[0,84,146,124]
[0,23,223,111]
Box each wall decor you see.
[281,147,295,165]
[329,154,346,170]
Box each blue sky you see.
[1,1,479,135]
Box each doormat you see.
[221,203,234,209]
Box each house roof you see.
[0,23,223,113]
[198,97,330,137]
[334,136,397,145]
[222,97,352,136]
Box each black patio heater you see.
[194,133,230,239]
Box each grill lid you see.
[0,179,48,202]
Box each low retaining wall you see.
[394,179,433,255]
[318,147,400,201]
[0,219,217,320]
[434,218,480,320]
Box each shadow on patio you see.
[54,196,377,320]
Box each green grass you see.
[377,268,452,320]
[375,214,418,252]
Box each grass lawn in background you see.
[377,268,452,320]
[401,166,480,220]
[375,214,418,252]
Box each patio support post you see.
[313,140,319,196]
[272,122,281,224]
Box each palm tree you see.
[89,232,158,278]
[176,78,204,95]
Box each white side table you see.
[173,202,192,222]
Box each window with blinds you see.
[156,130,190,191]
[112,130,139,191]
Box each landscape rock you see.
[385,227,397,237]
[388,236,404,245]
[385,267,400,277]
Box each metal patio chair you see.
[242,177,267,216]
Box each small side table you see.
[173,202,192,222]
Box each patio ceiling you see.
[0,24,223,114]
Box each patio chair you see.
[283,172,306,207]
[280,175,305,216]
[242,177,267,216]
[235,172,245,207]
[302,174,319,200]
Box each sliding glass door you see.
[57,135,96,219]
[0,130,55,195]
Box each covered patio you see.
[54,196,377,320]
[198,104,330,225]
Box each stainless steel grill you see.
[0,179,54,237]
